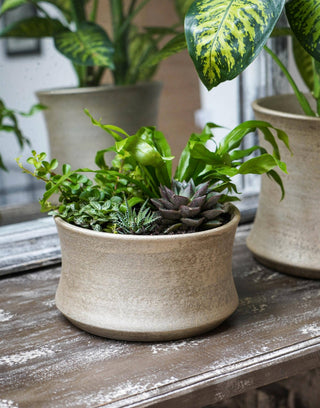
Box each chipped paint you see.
[0,400,19,408]
[0,309,14,322]
[0,346,55,367]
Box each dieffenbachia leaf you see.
[143,33,187,69]
[292,35,315,92]
[286,0,320,63]
[185,0,285,90]
[54,22,115,67]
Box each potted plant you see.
[0,0,190,169]
[156,0,319,279]
[0,98,45,171]
[18,112,289,341]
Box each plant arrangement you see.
[18,112,289,235]
[0,99,45,171]
[0,0,192,87]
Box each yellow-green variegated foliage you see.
[185,0,285,90]
[286,0,320,63]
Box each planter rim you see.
[36,81,162,97]
[54,204,240,242]
[252,93,320,122]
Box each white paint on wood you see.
[300,323,320,336]
[0,309,14,322]
[0,400,19,408]
[0,345,55,367]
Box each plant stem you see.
[264,45,316,117]
[90,0,99,22]
[312,59,320,116]
[70,0,86,28]
[110,0,128,84]
[120,0,152,38]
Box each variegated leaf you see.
[185,0,285,90]
[292,35,314,92]
[127,32,158,83]
[286,0,320,62]
[54,22,115,68]
[0,0,73,18]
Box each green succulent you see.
[113,198,161,235]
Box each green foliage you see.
[185,0,285,90]
[19,114,290,234]
[0,99,46,171]
[152,0,320,115]
[113,198,161,234]
[0,0,186,87]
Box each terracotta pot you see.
[54,205,240,341]
[247,94,320,279]
[37,81,162,169]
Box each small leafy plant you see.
[18,112,290,235]
[0,99,45,171]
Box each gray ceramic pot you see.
[37,81,162,170]
[55,205,240,341]
[247,94,320,279]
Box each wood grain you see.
[0,216,60,276]
[0,225,320,408]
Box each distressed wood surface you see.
[0,225,320,408]
[0,217,60,276]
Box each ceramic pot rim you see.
[252,93,320,122]
[54,204,240,242]
[36,81,163,97]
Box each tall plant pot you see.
[37,81,162,169]
[54,205,240,342]
[247,94,320,279]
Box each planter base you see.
[59,306,238,342]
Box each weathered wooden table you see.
[1,218,320,408]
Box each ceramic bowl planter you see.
[54,205,240,342]
[37,81,162,170]
[247,94,320,279]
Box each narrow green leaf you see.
[0,16,66,38]
[185,0,285,90]
[267,169,285,200]
[0,0,27,14]
[0,154,8,171]
[84,109,128,140]
[144,33,187,68]
[238,154,278,174]
[54,22,115,67]
[286,0,320,63]
[19,103,47,117]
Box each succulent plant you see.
[113,199,161,235]
[151,179,227,233]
